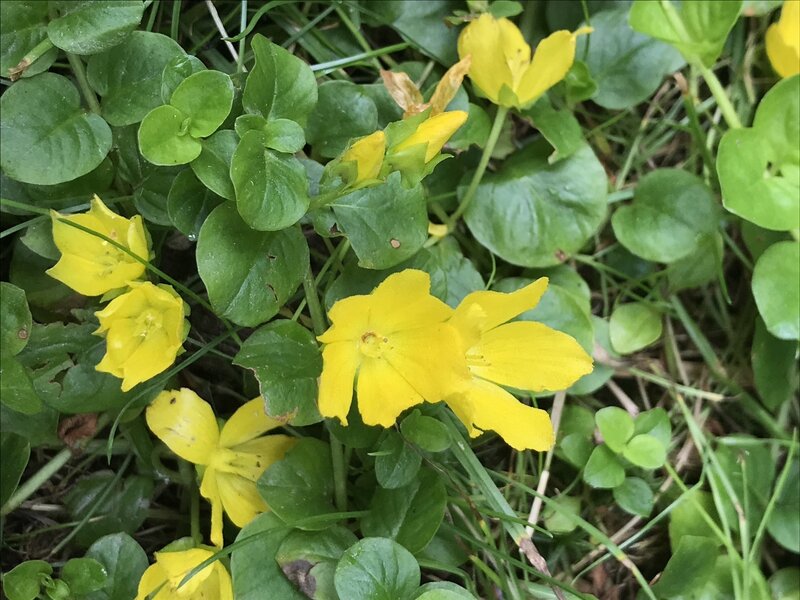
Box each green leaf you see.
[84,533,148,600]
[261,119,307,154]
[633,408,672,449]
[0,432,30,508]
[167,168,223,239]
[563,60,597,106]
[447,103,490,151]
[414,583,477,600]
[767,460,800,553]
[87,31,185,126]
[233,320,323,426]
[652,535,719,598]
[161,54,206,104]
[595,407,634,453]
[243,34,318,124]
[307,81,379,158]
[629,0,742,66]
[560,433,593,468]
[464,140,607,267]
[231,131,310,231]
[400,410,451,453]
[666,233,723,292]
[576,7,684,110]
[371,1,459,64]
[138,104,201,166]
[361,467,447,554]
[583,445,626,489]
[752,241,800,340]
[231,513,305,600]
[196,203,309,327]
[190,129,237,201]
[0,2,57,79]
[170,70,234,138]
[718,76,800,231]
[328,404,382,450]
[668,490,723,549]
[47,1,144,55]
[769,568,800,600]
[525,97,585,163]
[752,318,799,410]
[623,434,667,469]
[374,431,422,490]
[61,558,107,595]
[132,165,179,226]
[613,477,654,517]
[331,173,428,270]
[258,438,337,530]
[2,560,52,600]
[1,73,112,185]
[1,282,32,356]
[612,169,718,263]
[0,354,41,415]
[542,495,581,534]
[609,302,662,354]
[334,537,421,600]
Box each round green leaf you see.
[613,476,654,517]
[61,558,107,595]
[464,140,607,267]
[769,568,800,600]
[190,129,237,200]
[331,173,428,270]
[0,355,41,415]
[161,54,206,104]
[652,536,719,598]
[609,302,663,354]
[1,73,112,185]
[374,431,422,490]
[306,81,379,158]
[633,407,672,448]
[596,407,634,453]
[231,130,310,231]
[1,283,32,356]
[258,438,336,530]
[542,495,582,534]
[361,468,447,554]
[623,434,667,469]
[167,168,223,239]
[400,410,451,453]
[752,317,799,410]
[132,166,180,225]
[0,2,57,79]
[47,1,143,55]
[84,533,148,600]
[334,538,420,600]
[2,560,52,600]
[87,31,185,126]
[666,233,723,292]
[767,460,800,553]
[0,432,30,508]
[583,445,626,489]
[576,7,685,110]
[170,70,234,138]
[612,169,718,263]
[752,241,800,340]
[261,119,306,154]
[196,203,309,327]
[138,104,201,166]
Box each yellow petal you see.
[213,563,234,600]
[146,388,219,465]
[216,471,267,527]
[380,69,425,115]
[341,130,386,183]
[469,321,593,392]
[429,56,472,115]
[450,278,548,338]
[317,295,372,344]
[136,563,169,600]
[370,269,453,332]
[215,436,295,480]
[767,6,800,79]
[120,328,180,391]
[356,357,424,427]
[458,13,517,104]
[447,378,554,451]
[318,341,360,424]
[497,17,531,87]
[46,252,143,297]
[219,398,283,448]
[516,30,579,106]
[393,111,468,162]
[200,466,225,548]
[155,548,215,596]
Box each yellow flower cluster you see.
[767,0,800,78]
[317,270,593,451]
[48,196,187,391]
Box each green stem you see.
[66,52,101,114]
[310,43,409,74]
[698,64,743,129]
[447,106,509,227]
[8,38,54,80]
[237,0,247,73]
[1,449,72,516]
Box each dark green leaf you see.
[400,410,450,453]
[370,1,460,64]
[60,558,107,595]
[752,318,799,410]
[334,537,420,600]
[1,282,32,356]
[0,432,30,508]
[132,166,179,226]
[374,431,422,490]
[652,535,719,598]
[0,354,41,414]
[613,477,654,517]
[47,1,144,55]
[0,2,57,78]
[190,129,237,201]
[525,98,584,163]
[633,408,672,448]
[84,533,148,600]
[307,81,379,158]
[666,233,723,292]
[167,168,224,239]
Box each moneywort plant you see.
[1,1,798,599]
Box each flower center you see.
[359,331,390,358]
[135,308,162,337]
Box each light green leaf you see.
[47,1,144,55]
[334,538,420,600]
[751,317,799,410]
[161,54,205,104]
[613,477,654,517]
[623,434,667,469]
[138,105,201,166]
[652,535,719,598]
[595,407,634,453]
[752,241,800,340]
[170,70,234,138]
[525,97,584,163]
[583,445,626,489]
[61,558,107,595]
[1,282,32,356]
[609,302,663,354]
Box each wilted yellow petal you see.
[318,341,360,424]
[458,13,516,103]
[393,111,467,162]
[516,30,578,106]
[218,398,283,448]
[469,321,593,391]
[450,278,548,337]
[200,467,225,548]
[216,471,267,527]
[447,378,554,451]
[356,357,424,427]
[380,69,425,115]
[146,388,219,465]
[429,55,472,115]
[341,130,386,184]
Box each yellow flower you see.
[457,13,591,108]
[47,195,149,296]
[444,278,593,451]
[392,111,468,163]
[136,546,232,600]
[340,130,386,185]
[146,389,295,547]
[94,282,187,392]
[317,269,469,427]
[767,0,800,78]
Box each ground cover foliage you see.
[1,1,799,599]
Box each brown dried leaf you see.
[429,55,472,115]
[380,69,425,116]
